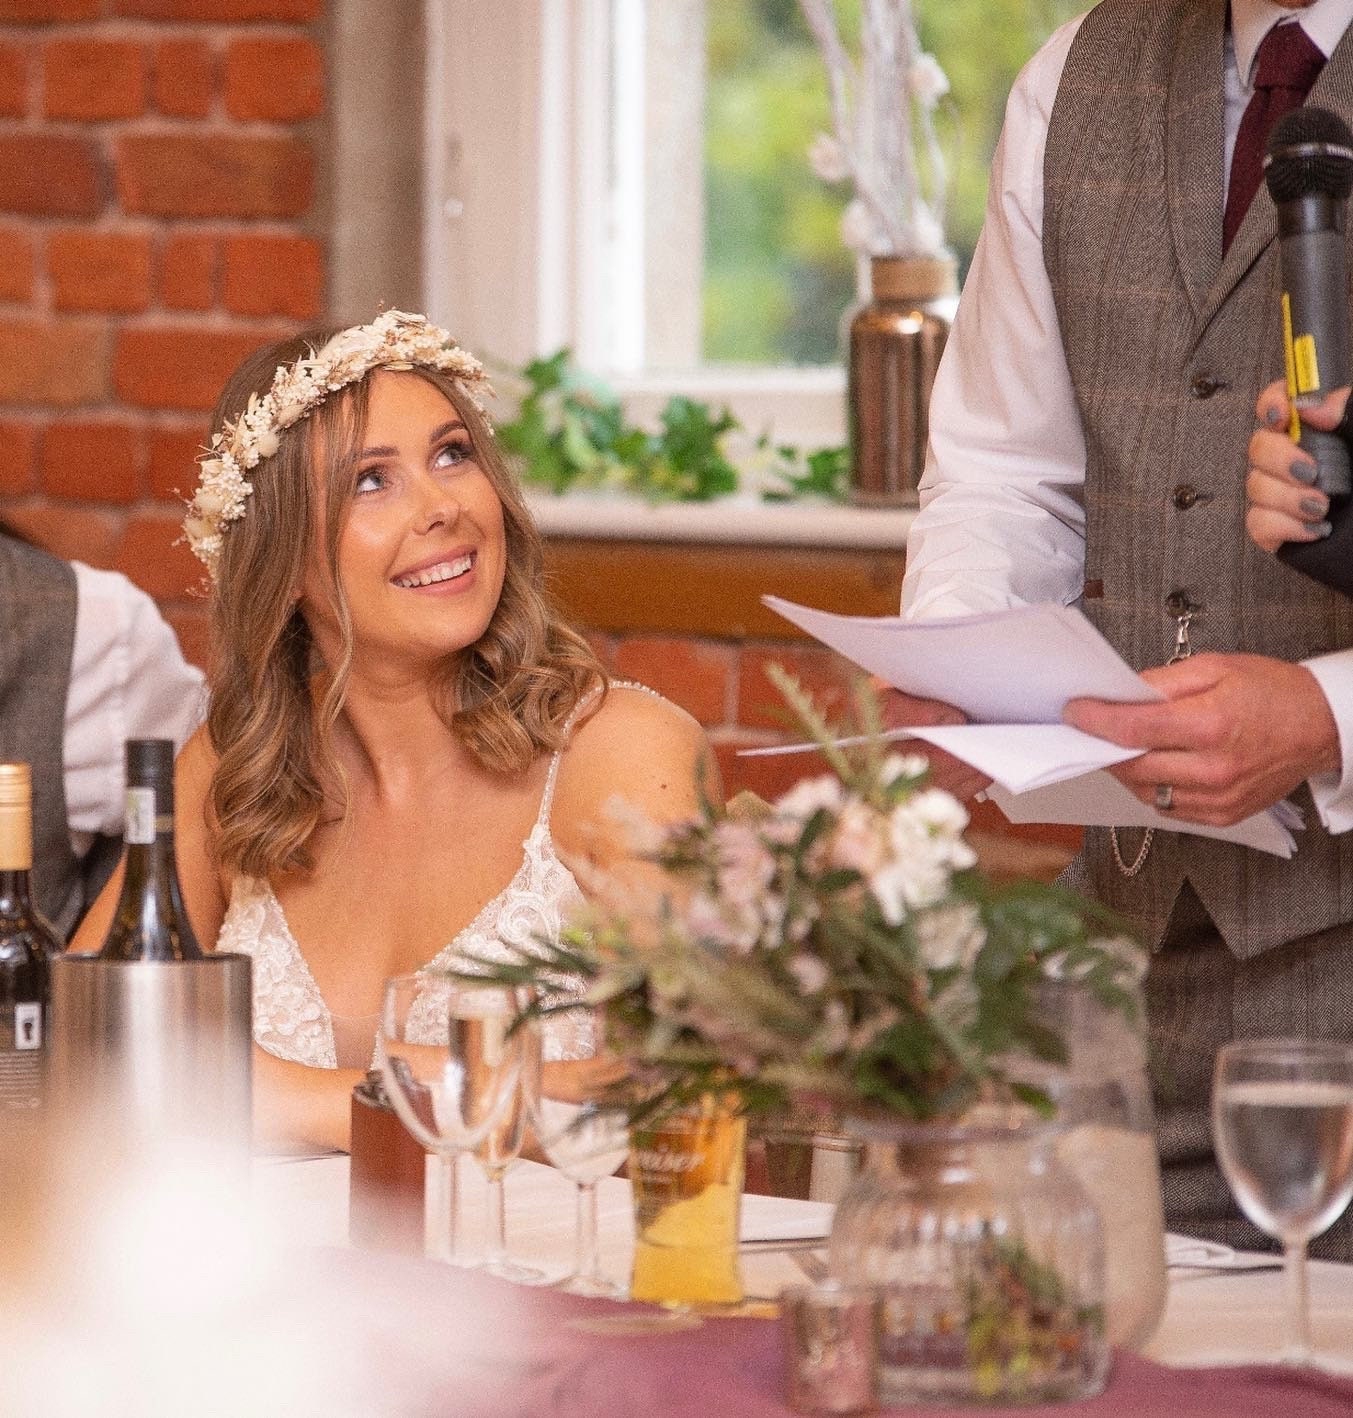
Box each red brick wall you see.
[0,0,327,665]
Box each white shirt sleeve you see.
[901,16,1087,622]
[1299,651,1353,831]
[64,562,207,845]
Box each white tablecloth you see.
[254,1153,1353,1373]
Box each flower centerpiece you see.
[469,671,1146,1392]
[486,670,1137,1130]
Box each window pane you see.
[702,0,1086,368]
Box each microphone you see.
[1264,107,1353,592]
[1265,106,1353,498]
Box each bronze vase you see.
[846,254,957,507]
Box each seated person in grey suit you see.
[0,523,204,938]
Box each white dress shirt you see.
[901,0,1353,831]
[64,562,205,854]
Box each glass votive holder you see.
[781,1280,880,1415]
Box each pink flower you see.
[828,799,888,876]
[714,821,776,908]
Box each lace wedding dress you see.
[217,684,656,1068]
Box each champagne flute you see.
[376,973,520,1266]
[533,1043,630,1298]
[1213,1038,1353,1364]
[460,985,545,1284]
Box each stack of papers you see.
[749,597,1298,858]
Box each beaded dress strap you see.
[535,679,660,828]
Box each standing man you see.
[895,0,1353,1254]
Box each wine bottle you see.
[99,739,203,963]
[0,763,62,1111]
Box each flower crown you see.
[183,310,493,580]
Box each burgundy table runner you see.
[303,1248,1353,1417]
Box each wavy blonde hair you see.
[204,327,606,879]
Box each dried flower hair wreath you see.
[183,309,493,580]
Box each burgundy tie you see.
[1222,21,1326,253]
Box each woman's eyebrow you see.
[359,420,466,460]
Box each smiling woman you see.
[70,313,720,1153]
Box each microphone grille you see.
[1265,106,1353,202]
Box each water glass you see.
[533,1055,629,1297]
[376,973,523,1266]
[1213,1038,1353,1364]
[463,988,542,1283]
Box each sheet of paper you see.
[987,773,1297,858]
[903,723,1141,793]
[755,597,1299,858]
[761,595,1163,723]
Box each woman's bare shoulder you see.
[552,683,721,848]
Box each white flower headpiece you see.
[183,310,494,580]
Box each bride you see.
[72,312,718,1151]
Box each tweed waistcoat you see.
[0,537,80,939]
[1045,0,1353,959]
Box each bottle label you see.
[13,1002,39,1050]
[126,787,155,845]
[0,1005,42,1110]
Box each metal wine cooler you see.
[49,951,252,1150]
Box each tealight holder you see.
[782,1280,880,1415]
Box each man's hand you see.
[878,688,991,801]
[1063,653,1340,825]
[1246,379,1348,553]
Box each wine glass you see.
[1212,1038,1353,1364]
[456,984,545,1284]
[532,1041,630,1298]
[376,973,522,1266]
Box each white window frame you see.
[423,0,846,451]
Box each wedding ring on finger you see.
[1154,783,1175,813]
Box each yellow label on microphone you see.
[1294,333,1321,395]
[1282,292,1302,440]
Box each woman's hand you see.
[1246,380,1347,553]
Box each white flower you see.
[716,427,779,495]
[904,788,970,841]
[869,854,948,923]
[909,53,950,108]
[881,753,930,787]
[788,952,830,995]
[775,773,845,824]
[191,485,228,517]
[914,903,985,973]
[840,198,878,254]
[807,132,850,182]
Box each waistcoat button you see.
[1189,375,1225,399]
[1164,589,1197,614]
[1172,484,1199,509]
